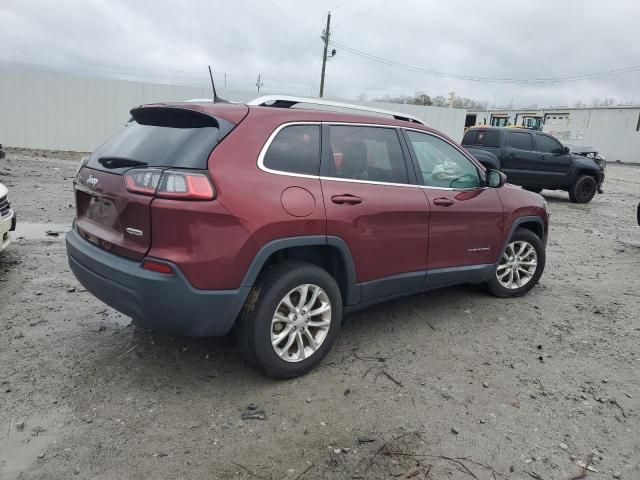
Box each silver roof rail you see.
[247,95,426,125]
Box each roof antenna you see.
[208,65,229,103]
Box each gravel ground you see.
[1,149,639,480]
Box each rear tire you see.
[235,261,342,378]
[569,175,596,203]
[485,228,545,298]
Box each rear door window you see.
[461,130,477,145]
[324,125,408,184]
[263,125,321,176]
[506,132,533,150]
[476,130,500,147]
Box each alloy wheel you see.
[270,284,331,362]
[496,240,538,289]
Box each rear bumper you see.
[66,228,250,336]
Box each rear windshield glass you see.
[87,108,224,171]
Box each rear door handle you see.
[433,197,454,207]
[331,194,363,205]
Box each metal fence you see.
[0,70,466,152]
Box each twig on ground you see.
[292,463,314,480]
[231,462,270,479]
[352,351,390,362]
[568,454,594,480]
[375,369,403,387]
[432,455,480,480]
[525,472,544,480]
[364,443,387,475]
[610,398,627,418]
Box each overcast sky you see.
[1,0,639,108]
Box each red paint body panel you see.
[498,184,549,243]
[321,180,429,283]
[147,198,258,290]
[75,167,152,260]
[422,187,504,268]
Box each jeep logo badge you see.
[87,175,99,189]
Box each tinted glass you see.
[507,132,533,150]
[326,126,408,184]
[407,131,481,189]
[263,125,321,175]
[463,129,499,148]
[88,120,219,171]
[461,130,477,145]
[536,134,562,154]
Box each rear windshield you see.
[87,108,229,172]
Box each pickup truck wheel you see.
[485,228,545,298]
[235,261,342,378]
[569,175,597,203]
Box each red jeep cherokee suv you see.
[67,96,548,378]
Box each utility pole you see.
[319,11,332,98]
[256,74,263,93]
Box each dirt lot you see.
[1,149,639,480]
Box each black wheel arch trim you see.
[500,216,546,259]
[240,235,360,305]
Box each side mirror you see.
[562,146,570,154]
[486,169,506,188]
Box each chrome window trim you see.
[257,121,423,189]
[256,122,322,180]
[255,121,484,192]
[319,176,421,189]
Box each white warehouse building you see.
[465,106,640,164]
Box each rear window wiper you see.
[98,157,148,169]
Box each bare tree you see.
[375,92,486,109]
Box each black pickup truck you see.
[462,127,605,203]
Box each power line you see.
[333,0,392,28]
[329,40,640,84]
[329,0,352,11]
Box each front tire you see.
[485,228,545,298]
[569,175,597,203]
[235,261,342,378]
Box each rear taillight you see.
[156,170,215,200]
[124,168,215,200]
[124,169,163,196]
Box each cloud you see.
[0,0,638,107]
